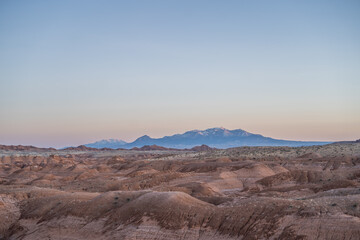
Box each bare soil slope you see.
[0,143,359,239]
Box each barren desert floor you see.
[1,143,360,240]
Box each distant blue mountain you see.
[85,139,127,149]
[83,127,331,149]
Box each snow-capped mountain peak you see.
[82,127,330,149]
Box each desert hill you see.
[0,142,359,239]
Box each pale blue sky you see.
[0,0,359,147]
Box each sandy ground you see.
[0,142,359,239]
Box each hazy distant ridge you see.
[84,127,331,149]
[84,139,127,149]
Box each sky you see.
[0,0,359,148]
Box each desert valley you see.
[1,140,359,239]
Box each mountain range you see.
[84,127,331,149]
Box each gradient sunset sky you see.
[1,0,359,148]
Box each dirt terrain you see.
[0,143,359,240]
